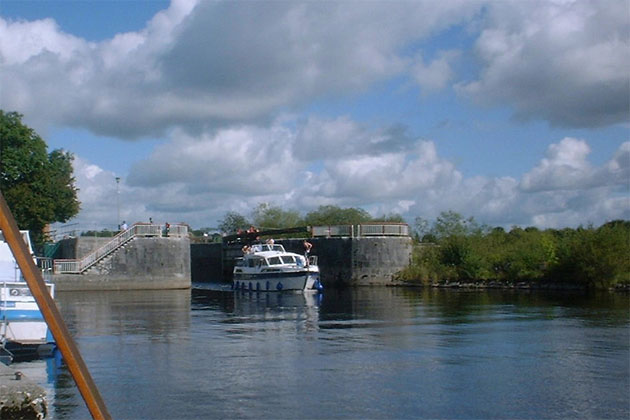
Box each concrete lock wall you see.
[57,237,112,259]
[53,237,191,291]
[191,236,412,287]
[268,237,412,286]
[350,237,412,286]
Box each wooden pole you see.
[0,191,111,420]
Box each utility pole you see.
[115,177,120,230]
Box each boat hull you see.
[233,271,321,292]
[1,281,56,358]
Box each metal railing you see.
[53,223,187,274]
[310,223,409,238]
[310,225,354,237]
[357,223,409,237]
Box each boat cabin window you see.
[268,256,282,265]
[272,245,285,252]
[280,256,295,264]
[247,257,265,268]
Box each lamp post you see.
[115,177,120,230]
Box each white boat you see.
[0,230,55,361]
[233,243,323,292]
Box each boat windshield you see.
[251,244,286,253]
[280,256,295,264]
[268,256,282,265]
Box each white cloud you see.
[1,1,483,138]
[2,0,626,137]
[66,116,628,231]
[520,137,592,192]
[459,0,630,127]
[411,50,460,93]
[2,1,627,232]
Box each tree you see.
[251,203,302,229]
[376,213,406,223]
[218,211,250,234]
[431,211,483,239]
[304,205,372,226]
[0,111,80,246]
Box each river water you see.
[12,285,630,419]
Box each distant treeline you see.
[401,211,630,289]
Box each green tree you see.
[217,211,250,234]
[304,205,372,225]
[0,111,79,246]
[375,213,406,223]
[251,203,302,229]
[431,211,483,239]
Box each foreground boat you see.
[0,231,55,362]
[233,243,323,292]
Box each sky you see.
[0,0,628,232]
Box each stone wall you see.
[350,237,412,286]
[53,237,191,291]
[191,236,412,287]
[57,237,112,259]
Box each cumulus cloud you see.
[3,0,627,231]
[521,138,630,193]
[411,50,460,93]
[0,0,482,138]
[68,116,629,231]
[2,0,626,136]
[292,116,416,161]
[459,0,630,127]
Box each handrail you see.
[54,223,187,274]
[311,223,409,238]
[358,223,409,237]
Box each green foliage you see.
[252,203,303,229]
[303,205,372,225]
[375,213,406,223]
[0,111,80,246]
[432,210,484,239]
[218,211,250,234]
[549,221,630,288]
[400,212,629,289]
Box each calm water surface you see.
[14,285,630,419]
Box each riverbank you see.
[0,363,47,419]
[396,279,630,292]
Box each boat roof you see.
[243,243,307,260]
[249,243,285,253]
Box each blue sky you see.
[1,0,628,231]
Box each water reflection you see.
[12,285,628,420]
[55,289,191,339]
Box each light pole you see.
[115,177,120,230]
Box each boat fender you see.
[276,282,283,291]
[266,281,270,291]
[316,280,323,292]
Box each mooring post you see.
[0,192,111,420]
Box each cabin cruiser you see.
[0,230,55,362]
[233,243,322,292]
